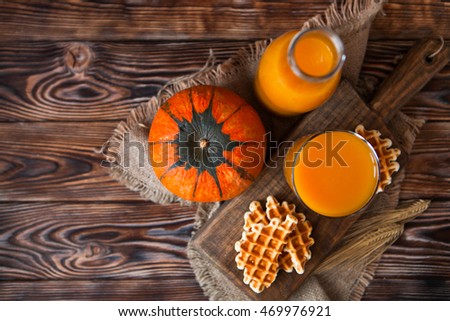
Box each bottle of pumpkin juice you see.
[254,28,346,116]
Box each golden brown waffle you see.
[235,196,314,293]
[266,196,314,274]
[280,217,314,274]
[235,213,298,293]
[266,195,296,220]
[355,124,401,193]
[243,201,268,232]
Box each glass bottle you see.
[254,28,346,116]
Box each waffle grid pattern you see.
[355,124,401,193]
[235,196,314,293]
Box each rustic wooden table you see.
[0,1,449,300]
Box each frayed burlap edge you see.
[304,0,385,33]
[98,97,180,204]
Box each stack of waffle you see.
[235,196,314,293]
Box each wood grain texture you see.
[0,1,447,41]
[0,1,333,41]
[0,202,197,280]
[370,1,450,40]
[0,279,206,300]
[400,121,450,200]
[366,279,450,300]
[363,200,450,300]
[1,40,448,122]
[0,121,142,201]
[0,41,245,121]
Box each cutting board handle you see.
[370,37,450,123]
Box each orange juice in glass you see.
[284,131,380,217]
[255,28,346,116]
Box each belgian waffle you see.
[266,196,314,274]
[355,124,401,193]
[235,196,314,293]
[243,201,269,232]
[235,214,298,293]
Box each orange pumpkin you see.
[149,85,266,202]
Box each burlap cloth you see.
[100,0,430,300]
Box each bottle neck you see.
[287,28,346,83]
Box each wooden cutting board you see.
[190,38,449,300]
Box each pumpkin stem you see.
[199,138,209,149]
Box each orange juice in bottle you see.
[255,28,346,116]
[284,131,380,217]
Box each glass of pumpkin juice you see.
[284,131,380,217]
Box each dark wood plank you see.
[0,41,246,121]
[370,1,450,40]
[0,1,330,42]
[1,40,448,122]
[400,121,450,200]
[0,279,206,300]
[0,1,447,41]
[366,279,450,300]
[0,202,197,280]
[363,200,450,300]
[0,121,142,201]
